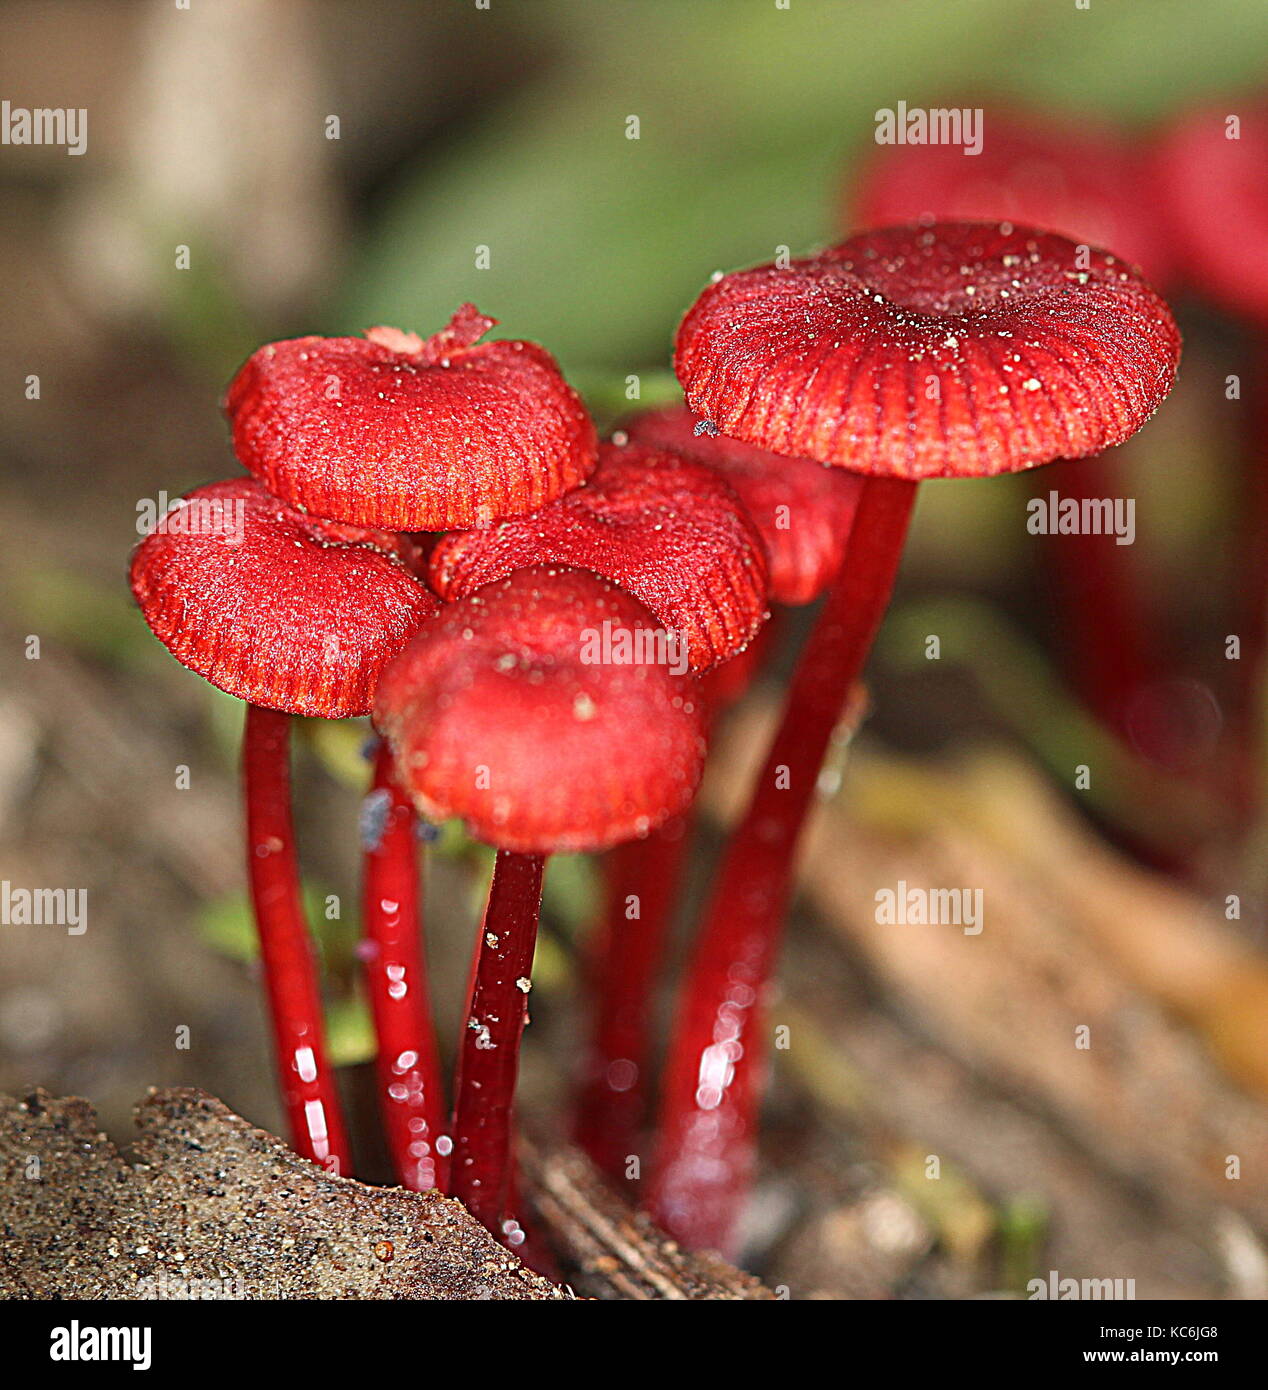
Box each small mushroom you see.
[429,439,770,673]
[432,450,768,1182]
[675,222,1179,479]
[653,221,1182,1253]
[374,565,706,1234]
[622,404,865,606]
[225,303,598,530]
[130,477,442,1172]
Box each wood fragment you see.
[519,1135,775,1300]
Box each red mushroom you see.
[374,565,706,1236]
[621,405,865,606]
[1155,104,1268,325]
[853,109,1174,284]
[653,222,1181,1253]
[225,307,601,1190]
[853,110,1178,737]
[428,432,775,1186]
[676,224,1178,478]
[428,438,770,674]
[130,478,442,1173]
[225,304,598,530]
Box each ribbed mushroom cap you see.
[675,222,1181,480]
[622,405,863,605]
[427,440,769,673]
[130,477,440,718]
[225,304,598,530]
[853,112,1173,285]
[374,566,707,854]
[1155,105,1268,323]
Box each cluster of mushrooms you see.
[132,208,1183,1258]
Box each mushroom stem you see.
[574,814,693,1184]
[450,849,546,1234]
[361,744,447,1192]
[242,703,352,1172]
[1227,353,1268,826]
[1038,453,1160,739]
[649,475,917,1254]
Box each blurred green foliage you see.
[198,878,357,971]
[997,1194,1051,1294]
[199,877,377,1064]
[14,568,157,669]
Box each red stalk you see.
[1226,344,1268,825]
[243,702,353,1172]
[450,849,546,1234]
[360,744,447,1191]
[574,814,693,1183]
[1038,453,1159,737]
[649,476,916,1254]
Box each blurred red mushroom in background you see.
[1155,103,1268,821]
[654,221,1182,1253]
[374,565,707,1239]
[852,109,1173,282]
[851,111,1178,741]
[130,477,441,1172]
[1154,104,1268,326]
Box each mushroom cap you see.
[130,477,440,718]
[622,405,863,605]
[373,566,707,854]
[1155,105,1268,324]
[225,304,598,530]
[675,222,1181,480]
[427,439,769,673]
[853,110,1173,286]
